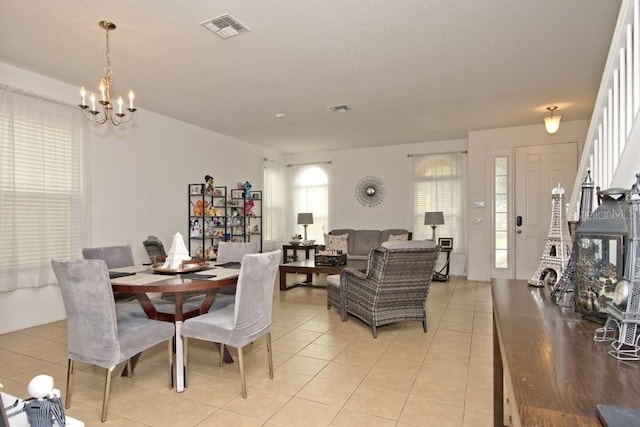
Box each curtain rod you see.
[0,83,76,108]
[407,150,467,157]
[286,160,332,167]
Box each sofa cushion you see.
[387,233,409,241]
[381,239,437,249]
[380,229,413,242]
[352,230,381,256]
[324,233,349,254]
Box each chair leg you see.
[126,359,133,378]
[372,325,377,339]
[219,343,225,367]
[422,308,428,333]
[266,333,274,379]
[101,366,115,422]
[65,359,74,409]
[238,346,247,399]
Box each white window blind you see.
[0,86,88,291]
[263,159,286,251]
[412,153,466,252]
[292,165,328,241]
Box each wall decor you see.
[355,176,385,207]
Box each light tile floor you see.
[0,275,493,426]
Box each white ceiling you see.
[0,1,622,154]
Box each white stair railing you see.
[569,0,640,215]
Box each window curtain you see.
[289,163,329,242]
[263,159,286,251]
[0,85,90,292]
[412,152,466,253]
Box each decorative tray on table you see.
[151,258,208,274]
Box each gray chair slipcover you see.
[214,241,260,295]
[327,244,440,338]
[83,245,137,303]
[52,259,174,422]
[82,245,135,269]
[181,250,281,398]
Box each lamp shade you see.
[297,213,314,225]
[543,106,562,134]
[424,211,445,225]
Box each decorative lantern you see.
[575,187,628,322]
[593,174,640,360]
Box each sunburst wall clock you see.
[355,176,385,207]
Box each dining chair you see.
[51,259,175,422]
[82,245,138,303]
[143,235,166,263]
[82,245,135,269]
[181,249,281,398]
[215,241,260,295]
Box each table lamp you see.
[297,213,314,241]
[424,211,444,241]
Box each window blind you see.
[0,86,87,291]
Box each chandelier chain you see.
[104,29,112,79]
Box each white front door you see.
[514,142,577,280]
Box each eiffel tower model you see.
[528,184,573,287]
[551,171,594,305]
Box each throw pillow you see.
[324,233,349,254]
[387,233,409,241]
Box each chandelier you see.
[78,21,136,126]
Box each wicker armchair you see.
[327,245,440,338]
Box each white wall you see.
[286,139,469,275]
[466,120,589,281]
[0,63,271,333]
[0,61,591,332]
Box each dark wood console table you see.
[492,278,640,426]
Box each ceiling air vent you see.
[201,14,249,39]
[327,104,352,113]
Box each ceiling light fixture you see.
[78,21,136,126]
[543,106,562,134]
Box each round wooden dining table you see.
[111,267,239,392]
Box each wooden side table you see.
[282,244,318,283]
[432,248,451,281]
[282,244,318,262]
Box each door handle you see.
[516,216,523,227]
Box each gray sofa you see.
[324,229,412,268]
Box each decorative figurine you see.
[191,219,202,236]
[204,174,214,195]
[243,181,252,197]
[244,199,255,216]
[24,374,66,427]
[205,245,216,260]
[195,246,204,259]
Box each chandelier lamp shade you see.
[543,106,562,134]
[297,213,314,241]
[424,211,445,242]
[78,21,136,126]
